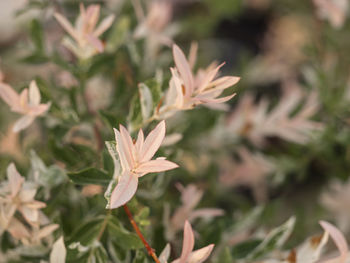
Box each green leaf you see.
[30,150,66,188]
[144,79,162,109]
[30,19,44,52]
[68,217,104,246]
[68,167,111,186]
[107,218,143,250]
[86,242,109,263]
[218,247,234,263]
[247,216,296,260]
[21,53,48,64]
[107,15,131,50]
[229,206,264,234]
[134,207,150,227]
[99,110,125,129]
[128,94,143,132]
[133,250,150,263]
[231,239,262,259]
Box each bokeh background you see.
[1,0,350,262]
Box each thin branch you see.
[123,205,160,263]
[97,210,111,241]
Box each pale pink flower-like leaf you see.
[319,221,348,263]
[108,121,178,209]
[0,81,50,132]
[7,163,24,197]
[159,243,171,263]
[134,159,178,174]
[160,44,239,116]
[29,80,41,106]
[94,14,115,37]
[226,85,323,146]
[36,224,59,241]
[313,0,348,29]
[13,116,35,133]
[1,163,46,227]
[179,221,195,263]
[54,3,115,59]
[185,244,214,263]
[50,236,66,263]
[110,171,138,209]
[170,221,214,263]
[173,44,194,97]
[167,184,224,239]
[140,121,166,163]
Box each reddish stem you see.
[123,205,160,263]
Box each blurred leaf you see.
[218,247,234,263]
[107,218,143,250]
[99,110,125,129]
[69,217,104,246]
[231,239,262,259]
[134,207,150,227]
[144,79,162,109]
[133,250,150,263]
[85,242,109,263]
[105,141,121,179]
[21,53,49,64]
[247,216,296,260]
[107,15,131,51]
[68,167,111,186]
[139,83,153,120]
[30,19,44,52]
[30,150,66,188]
[128,94,143,132]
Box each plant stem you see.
[97,210,111,241]
[123,205,160,263]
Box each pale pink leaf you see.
[109,171,138,209]
[87,34,104,52]
[200,76,240,95]
[159,243,171,263]
[179,221,195,263]
[319,221,348,263]
[0,83,20,110]
[29,103,51,116]
[134,159,178,175]
[13,116,35,132]
[173,44,194,97]
[19,89,28,109]
[94,14,115,37]
[7,163,24,197]
[197,63,225,93]
[114,128,133,171]
[188,42,198,70]
[140,120,166,163]
[50,236,66,263]
[119,124,136,165]
[135,129,144,154]
[20,206,39,224]
[189,208,225,221]
[37,224,59,240]
[196,93,236,104]
[85,5,100,33]
[187,244,214,263]
[29,80,41,106]
[54,13,79,42]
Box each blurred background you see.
[1,0,350,261]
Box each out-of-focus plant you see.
[1,0,350,262]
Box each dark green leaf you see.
[68,167,111,186]
[107,218,143,250]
